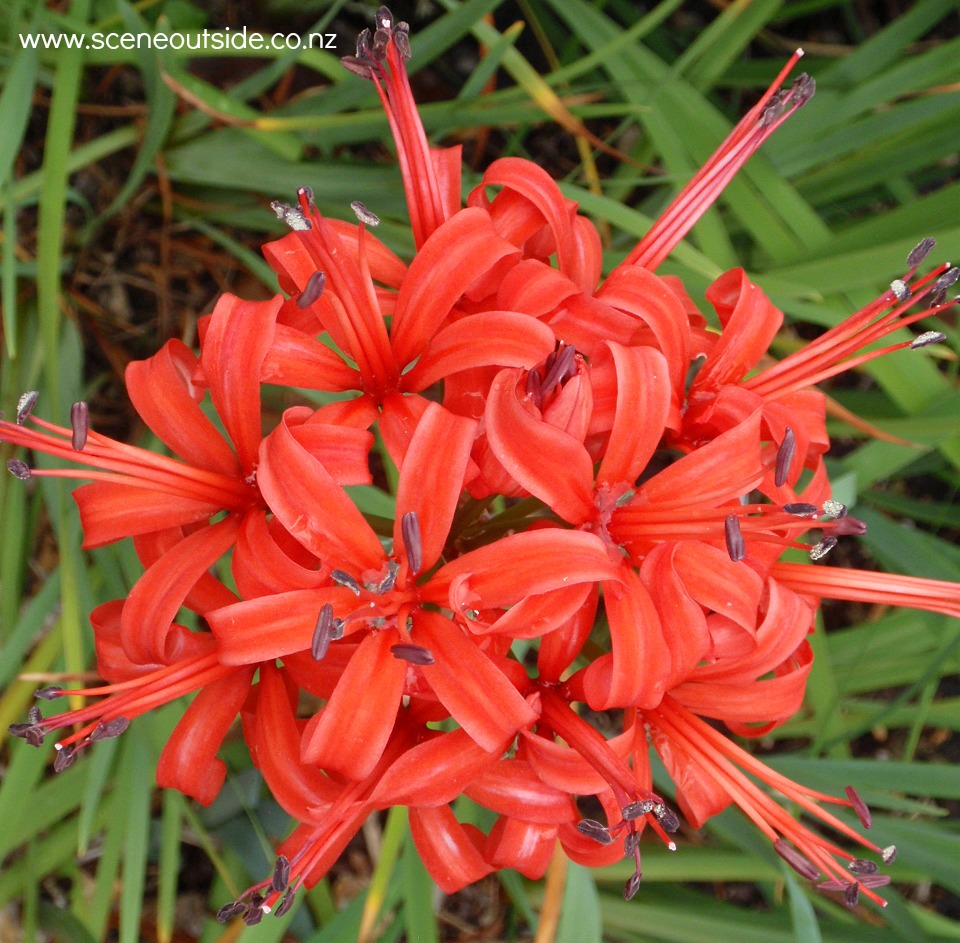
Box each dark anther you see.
[16,390,39,424]
[775,427,795,488]
[577,819,615,845]
[843,882,861,908]
[889,279,911,302]
[809,536,838,561]
[297,271,326,309]
[54,746,76,773]
[342,56,375,80]
[623,870,643,901]
[242,904,264,927]
[217,900,247,923]
[371,28,390,60]
[7,459,32,480]
[28,706,42,724]
[724,514,745,563]
[845,785,872,829]
[848,859,879,876]
[8,722,39,741]
[774,838,821,881]
[70,401,89,450]
[831,516,867,536]
[653,804,680,833]
[401,511,423,575]
[34,686,63,700]
[621,800,655,821]
[312,604,336,661]
[355,28,371,59]
[911,331,946,349]
[375,6,394,30]
[271,855,291,893]
[882,845,897,865]
[330,569,361,595]
[89,717,130,742]
[389,643,435,665]
[783,503,818,516]
[351,200,380,227]
[790,73,816,106]
[392,26,411,60]
[541,344,577,393]
[274,889,296,917]
[623,831,641,856]
[760,91,788,126]
[375,561,399,594]
[930,266,960,306]
[907,237,936,268]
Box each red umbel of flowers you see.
[8,2,960,926]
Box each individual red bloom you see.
[208,401,620,778]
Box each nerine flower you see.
[5,2,959,924]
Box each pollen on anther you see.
[889,279,910,302]
[350,201,380,227]
[7,459,32,480]
[911,331,946,349]
[809,536,838,561]
[16,390,39,424]
[821,499,847,519]
[271,200,311,231]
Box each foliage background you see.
[1,0,959,940]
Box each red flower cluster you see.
[5,5,959,923]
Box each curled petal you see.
[121,517,240,666]
[408,805,493,894]
[486,817,557,879]
[415,611,538,751]
[465,760,576,824]
[157,666,254,805]
[125,340,239,477]
[425,529,621,610]
[402,311,556,392]
[257,411,383,572]
[300,629,407,779]
[484,368,595,524]
[391,208,521,366]
[200,293,279,475]
[393,403,477,573]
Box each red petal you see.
[125,340,239,477]
[257,411,383,572]
[402,311,556,392]
[120,517,240,665]
[157,666,254,805]
[200,293,278,474]
[370,727,505,808]
[484,368,595,524]
[408,806,493,894]
[597,344,671,487]
[465,760,576,824]
[425,529,620,610]
[74,482,223,549]
[393,402,477,573]
[693,269,783,391]
[300,629,407,779]
[632,407,763,509]
[390,207,521,366]
[208,588,354,665]
[261,323,359,391]
[415,611,538,751]
[486,817,557,878]
[581,568,669,710]
[245,663,341,818]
